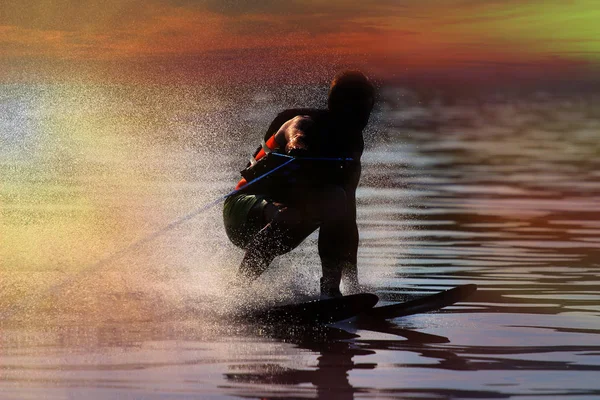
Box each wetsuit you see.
[223,107,364,288]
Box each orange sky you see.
[2,0,599,85]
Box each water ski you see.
[362,283,478,320]
[248,293,379,325]
[246,284,476,325]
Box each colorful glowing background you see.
[2,0,600,315]
[2,3,600,397]
[2,0,600,86]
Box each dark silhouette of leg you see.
[238,206,317,280]
[237,185,359,294]
[315,186,360,296]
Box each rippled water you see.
[1,84,600,399]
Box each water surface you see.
[1,84,599,399]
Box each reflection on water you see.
[2,84,600,399]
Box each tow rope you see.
[3,154,353,319]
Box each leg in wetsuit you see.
[223,185,359,296]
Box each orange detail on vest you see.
[255,135,278,161]
[235,178,247,190]
[235,135,279,189]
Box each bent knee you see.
[271,206,303,225]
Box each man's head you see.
[328,70,375,129]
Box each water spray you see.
[2,153,354,320]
